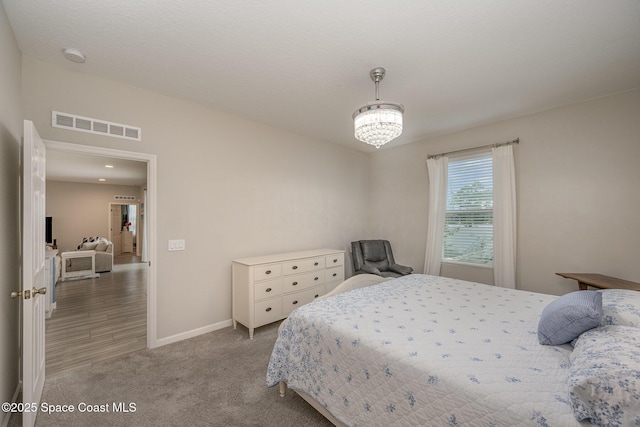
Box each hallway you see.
[45,257,147,376]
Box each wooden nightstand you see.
[556,273,640,291]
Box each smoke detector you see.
[62,48,86,63]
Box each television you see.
[46,216,53,244]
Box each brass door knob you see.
[32,287,47,296]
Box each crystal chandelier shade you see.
[353,67,404,149]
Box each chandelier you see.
[353,67,404,149]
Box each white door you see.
[21,120,47,427]
[110,204,122,256]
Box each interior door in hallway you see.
[21,120,47,427]
[110,204,122,256]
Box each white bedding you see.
[267,274,595,426]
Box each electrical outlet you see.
[168,239,186,251]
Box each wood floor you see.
[45,256,147,376]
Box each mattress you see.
[267,274,595,426]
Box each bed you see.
[267,274,640,426]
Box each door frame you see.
[43,140,158,348]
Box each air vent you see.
[52,111,142,141]
[114,195,136,201]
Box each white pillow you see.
[568,325,640,426]
[81,241,99,250]
[95,239,108,252]
[599,289,640,327]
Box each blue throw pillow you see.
[538,291,602,345]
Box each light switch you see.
[168,239,186,251]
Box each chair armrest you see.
[360,264,382,276]
[388,264,413,275]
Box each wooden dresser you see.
[232,248,345,338]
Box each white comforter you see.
[267,274,594,426]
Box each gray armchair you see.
[351,240,413,278]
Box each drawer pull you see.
[332,273,337,277]
[266,288,272,292]
[292,300,298,305]
[266,270,272,275]
[292,281,298,286]
[314,262,319,266]
[314,277,319,281]
[333,259,338,263]
[292,266,298,270]
[265,307,272,312]
[314,294,319,298]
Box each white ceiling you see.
[4,0,640,161]
[46,150,147,186]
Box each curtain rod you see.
[427,138,519,159]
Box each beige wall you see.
[22,56,370,339]
[0,1,22,416]
[46,181,144,253]
[369,90,640,296]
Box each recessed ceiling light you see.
[105,164,114,168]
[98,178,106,182]
[62,47,86,63]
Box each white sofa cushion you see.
[78,236,111,252]
[95,238,109,252]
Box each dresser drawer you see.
[282,287,323,316]
[283,270,325,293]
[254,298,282,326]
[282,257,325,275]
[325,266,344,283]
[325,253,344,268]
[253,263,282,281]
[254,278,283,301]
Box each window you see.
[443,152,493,265]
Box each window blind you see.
[444,153,494,265]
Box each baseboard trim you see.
[1,380,22,427]
[154,319,233,348]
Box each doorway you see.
[44,140,157,351]
[110,203,141,257]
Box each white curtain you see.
[492,144,517,288]
[424,156,448,275]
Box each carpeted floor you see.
[31,322,333,427]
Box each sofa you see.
[76,236,114,273]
